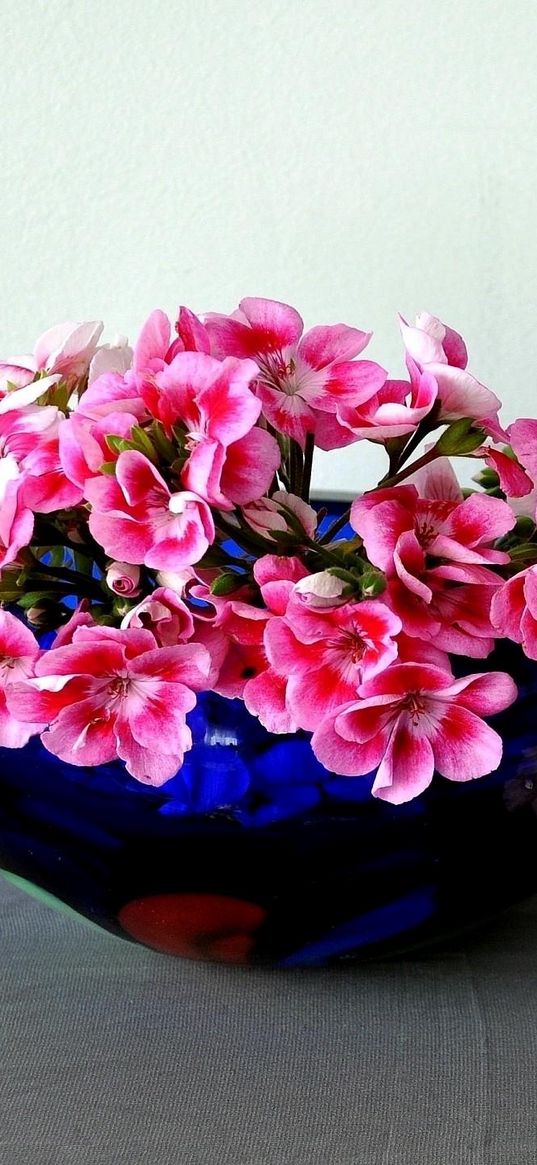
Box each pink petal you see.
[319,360,388,411]
[484,448,533,498]
[132,310,171,373]
[351,496,415,572]
[115,451,169,508]
[399,316,447,365]
[312,710,389,776]
[197,356,261,445]
[441,670,518,715]
[122,681,197,749]
[0,696,43,748]
[509,419,537,481]
[243,669,297,734]
[394,530,431,600]
[175,306,211,354]
[444,492,515,546]
[182,439,228,508]
[298,324,371,368]
[41,697,118,767]
[441,324,468,369]
[129,644,210,688]
[238,297,304,349]
[372,720,435,804]
[256,382,314,447]
[220,428,281,506]
[115,724,190,784]
[0,609,40,660]
[426,363,501,420]
[409,457,463,502]
[432,705,504,781]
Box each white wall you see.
[2,0,537,493]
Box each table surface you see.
[1,877,537,1165]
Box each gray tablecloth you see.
[1,877,537,1165]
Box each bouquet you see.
[1,297,536,807]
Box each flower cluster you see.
[1,299,536,805]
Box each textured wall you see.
[1,0,537,492]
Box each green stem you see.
[301,433,315,502]
[377,447,439,490]
[318,508,352,544]
[289,440,304,496]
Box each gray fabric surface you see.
[1,878,537,1164]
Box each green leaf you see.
[150,421,176,462]
[435,418,486,456]
[360,569,387,597]
[130,425,159,462]
[210,572,243,596]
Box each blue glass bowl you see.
[1,502,537,967]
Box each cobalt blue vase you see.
[1,499,537,968]
[1,641,537,968]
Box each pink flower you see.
[131,307,210,377]
[0,610,44,748]
[399,312,500,420]
[264,598,402,730]
[399,312,468,368]
[59,408,139,491]
[190,586,269,699]
[86,450,215,570]
[386,576,500,658]
[253,554,309,614]
[491,566,537,659]
[506,419,537,512]
[105,562,141,597]
[312,663,517,804]
[140,350,279,508]
[204,296,386,448]
[0,320,104,395]
[121,586,195,646]
[243,557,310,732]
[351,464,515,589]
[335,359,438,443]
[0,456,34,572]
[1,405,83,512]
[7,624,211,784]
[350,463,515,657]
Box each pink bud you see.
[105,561,141,596]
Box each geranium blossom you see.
[0,320,103,395]
[121,586,195,646]
[86,450,215,570]
[491,566,537,659]
[335,359,438,443]
[0,610,44,748]
[0,456,33,572]
[3,298,537,812]
[205,296,387,448]
[264,596,402,729]
[312,663,517,803]
[1,405,83,512]
[351,461,515,588]
[7,624,211,784]
[399,312,500,421]
[139,350,280,507]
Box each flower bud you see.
[294,571,347,608]
[105,561,140,597]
